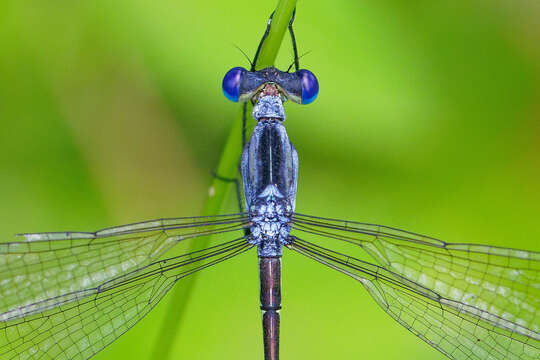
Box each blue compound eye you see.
[296,69,319,104]
[222,67,247,102]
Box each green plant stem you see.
[150,1,297,359]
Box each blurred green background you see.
[1,0,539,359]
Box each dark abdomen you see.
[259,257,281,360]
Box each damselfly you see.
[1,9,539,360]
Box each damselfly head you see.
[222,66,319,105]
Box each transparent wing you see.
[1,235,253,359]
[290,213,540,359]
[0,213,248,321]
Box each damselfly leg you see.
[288,8,300,72]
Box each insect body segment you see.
[241,112,298,257]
